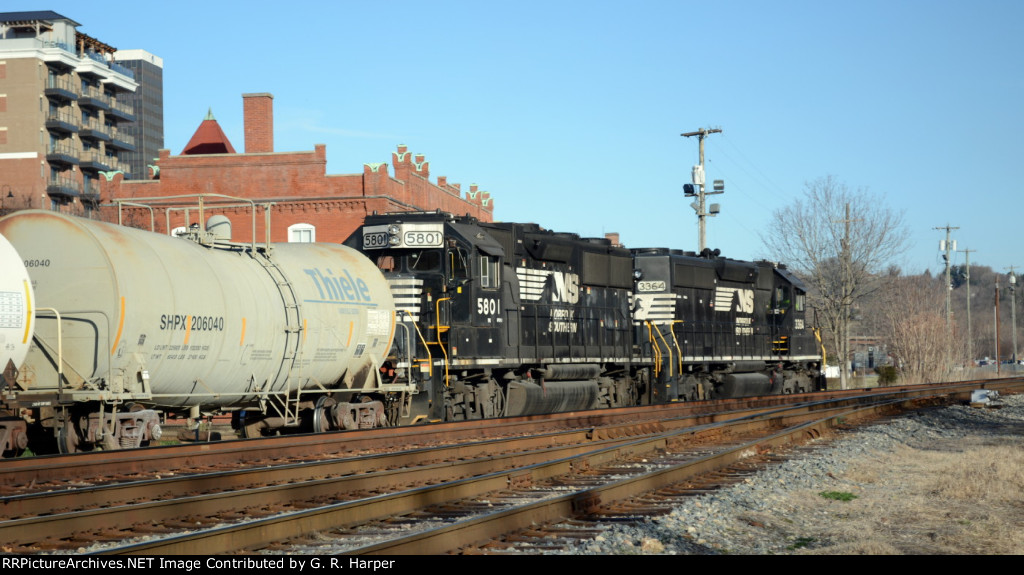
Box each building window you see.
[288,223,315,243]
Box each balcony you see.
[47,177,82,199]
[107,131,136,152]
[78,119,111,143]
[79,150,111,172]
[106,100,136,122]
[77,87,110,112]
[46,142,80,166]
[44,76,80,101]
[45,110,80,134]
[82,181,101,204]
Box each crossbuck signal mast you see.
[681,127,723,253]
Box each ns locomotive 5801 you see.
[0,210,398,456]
[345,211,823,424]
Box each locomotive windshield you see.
[409,250,441,272]
[372,250,442,273]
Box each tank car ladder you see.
[252,247,305,425]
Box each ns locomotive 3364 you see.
[345,211,823,425]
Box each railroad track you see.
[1,379,1020,555]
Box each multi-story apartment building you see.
[112,49,163,181]
[0,10,142,216]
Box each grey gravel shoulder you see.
[555,392,1024,555]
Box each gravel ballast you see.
[559,392,1024,555]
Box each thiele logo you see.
[304,268,373,303]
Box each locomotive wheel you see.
[312,396,337,433]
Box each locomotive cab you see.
[346,212,639,422]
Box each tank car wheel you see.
[57,423,80,455]
[312,396,337,433]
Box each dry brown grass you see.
[782,438,1024,555]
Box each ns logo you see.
[551,272,580,304]
[714,286,755,314]
[517,268,581,304]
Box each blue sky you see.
[38,0,1024,275]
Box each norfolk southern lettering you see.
[304,267,376,305]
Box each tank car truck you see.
[0,209,398,456]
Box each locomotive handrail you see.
[434,297,452,387]
[397,311,434,377]
[650,322,674,377]
[645,322,662,376]
[671,320,684,376]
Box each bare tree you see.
[761,176,909,389]
[881,274,967,384]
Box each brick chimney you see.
[243,93,274,153]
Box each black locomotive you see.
[345,211,823,424]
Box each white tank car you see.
[0,211,397,453]
[0,231,34,386]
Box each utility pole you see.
[832,203,861,391]
[681,128,722,252]
[934,224,959,330]
[995,278,1001,376]
[1008,266,1018,366]
[959,247,975,364]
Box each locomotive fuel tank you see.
[0,211,396,411]
[0,232,34,386]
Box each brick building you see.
[0,11,141,215]
[100,92,493,243]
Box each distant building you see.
[0,11,149,216]
[112,49,163,181]
[101,93,495,243]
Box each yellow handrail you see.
[434,297,451,386]
[645,321,662,376]
[650,322,674,377]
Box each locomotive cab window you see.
[794,292,805,312]
[408,250,441,272]
[775,286,791,308]
[375,255,396,272]
[448,248,469,281]
[479,255,500,289]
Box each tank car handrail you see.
[113,193,262,251]
[115,201,155,231]
[32,308,114,394]
[32,308,64,393]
